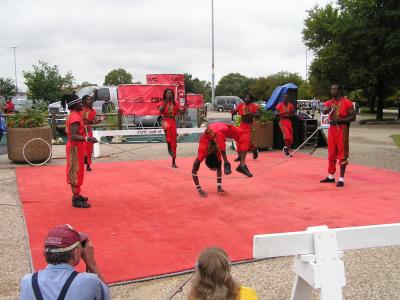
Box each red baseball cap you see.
[44,224,88,253]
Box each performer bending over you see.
[159,88,186,168]
[275,93,295,156]
[82,95,103,171]
[232,93,259,177]
[65,95,98,208]
[320,84,356,187]
[192,122,247,197]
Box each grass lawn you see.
[391,134,400,147]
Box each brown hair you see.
[188,247,240,300]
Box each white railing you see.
[253,223,400,300]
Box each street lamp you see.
[11,46,18,93]
[211,0,215,103]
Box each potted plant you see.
[7,106,52,163]
[251,109,275,150]
[233,108,275,150]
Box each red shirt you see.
[236,102,259,117]
[159,101,179,118]
[81,107,97,132]
[4,101,14,113]
[323,97,353,119]
[206,123,241,151]
[276,102,295,119]
[66,111,85,143]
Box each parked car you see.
[12,95,34,112]
[213,96,242,112]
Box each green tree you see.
[298,81,313,99]
[250,71,304,100]
[215,73,254,98]
[0,77,17,96]
[184,73,212,102]
[104,68,133,85]
[303,0,400,119]
[23,61,74,103]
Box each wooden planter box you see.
[7,126,52,163]
[252,121,274,150]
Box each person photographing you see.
[19,224,110,300]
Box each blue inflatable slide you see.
[264,83,298,111]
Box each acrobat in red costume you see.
[82,95,102,171]
[275,94,295,156]
[320,84,356,187]
[158,88,186,168]
[192,122,246,197]
[65,95,97,208]
[231,93,259,177]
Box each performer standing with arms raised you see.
[232,93,259,177]
[159,88,186,168]
[82,95,103,171]
[320,84,356,187]
[276,93,295,156]
[65,95,98,208]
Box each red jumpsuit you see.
[4,101,14,113]
[66,111,85,196]
[159,101,179,158]
[276,102,294,149]
[235,102,259,152]
[82,107,96,165]
[323,97,354,174]
[197,123,243,162]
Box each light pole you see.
[305,46,308,81]
[11,46,18,93]
[211,0,215,103]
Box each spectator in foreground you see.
[4,97,15,113]
[188,247,259,300]
[19,224,110,300]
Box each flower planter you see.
[7,126,52,163]
[252,121,274,150]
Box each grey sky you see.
[0,0,330,91]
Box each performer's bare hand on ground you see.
[217,186,226,194]
[198,189,208,198]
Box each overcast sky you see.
[0,0,331,91]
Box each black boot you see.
[224,162,232,175]
[236,164,253,177]
[72,196,91,208]
[172,157,177,168]
[253,149,259,159]
[86,164,92,171]
[320,177,335,183]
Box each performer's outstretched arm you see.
[192,158,207,197]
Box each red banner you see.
[186,93,204,108]
[146,74,185,106]
[118,84,178,115]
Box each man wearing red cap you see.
[276,93,295,156]
[320,84,356,187]
[20,224,110,300]
[65,95,97,208]
[192,122,248,197]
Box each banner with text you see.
[146,74,185,106]
[118,84,178,115]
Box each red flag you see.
[186,93,204,108]
[118,84,178,115]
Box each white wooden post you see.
[253,223,400,300]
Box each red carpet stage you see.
[16,153,400,283]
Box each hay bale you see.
[7,126,53,163]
